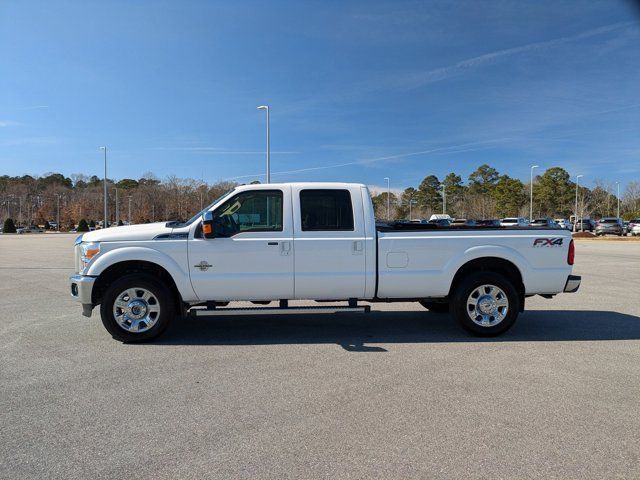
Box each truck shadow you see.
[153,309,640,351]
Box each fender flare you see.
[442,244,529,292]
[86,246,197,301]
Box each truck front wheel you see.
[451,271,519,336]
[100,273,176,343]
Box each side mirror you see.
[202,211,216,239]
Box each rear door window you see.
[300,189,354,231]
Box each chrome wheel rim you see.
[466,284,509,327]
[112,287,160,333]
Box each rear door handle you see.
[267,242,278,246]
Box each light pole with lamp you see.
[530,165,539,222]
[575,174,583,232]
[257,105,271,183]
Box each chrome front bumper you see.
[69,275,97,317]
[563,275,581,293]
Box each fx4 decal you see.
[533,238,564,247]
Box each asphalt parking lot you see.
[1,234,639,479]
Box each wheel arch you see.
[92,260,185,315]
[448,257,525,311]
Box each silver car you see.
[500,217,528,227]
[554,218,572,230]
[595,218,624,236]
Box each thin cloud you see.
[227,138,513,180]
[23,105,49,110]
[385,21,636,90]
[150,146,299,154]
[0,120,21,127]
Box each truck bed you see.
[375,225,572,299]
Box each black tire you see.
[419,300,449,313]
[450,271,520,337]
[100,273,176,343]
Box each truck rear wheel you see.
[451,271,519,336]
[100,273,176,343]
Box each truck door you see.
[188,187,294,301]
[292,186,367,299]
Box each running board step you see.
[189,305,370,317]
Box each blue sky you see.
[1,0,639,191]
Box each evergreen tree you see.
[416,175,441,212]
[535,167,573,217]
[77,219,89,232]
[2,218,16,233]
[493,175,526,218]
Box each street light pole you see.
[575,174,583,232]
[257,106,270,183]
[616,182,620,218]
[99,146,107,228]
[384,177,390,220]
[409,199,416,220]
[441,184,446,215]
[128,196,132,225]
[56,194,60,231]
[530,165,539,221]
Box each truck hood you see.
[80,222,176,242]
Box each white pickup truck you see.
[70,182,580,342]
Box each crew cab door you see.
[188,187,294,301]
[291,186,367,299]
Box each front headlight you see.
[79,241,101,269]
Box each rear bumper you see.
[563,275,581,293]
[69,274,97,317]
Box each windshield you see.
[174,189,236,227]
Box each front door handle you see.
[352,240,363,255]
[281,241,291,256]
[267,242,278,246]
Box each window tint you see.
[300,189,354,231]
[213,190,283,236]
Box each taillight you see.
[568,239,575,265]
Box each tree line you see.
[371,164,640,221]
[1,165,639,230]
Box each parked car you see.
[529,218,558,228]
[427,218,451,227]
[451,218,477,226]
[628,219,640,237]
[595,217,624,236]
[429,214,452,222]
[69,182,580,342]
[574,218,595,232]
[16,225,44,234]
[476,219,501,227]
[500,217,528,227]
[554,219,572,230]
